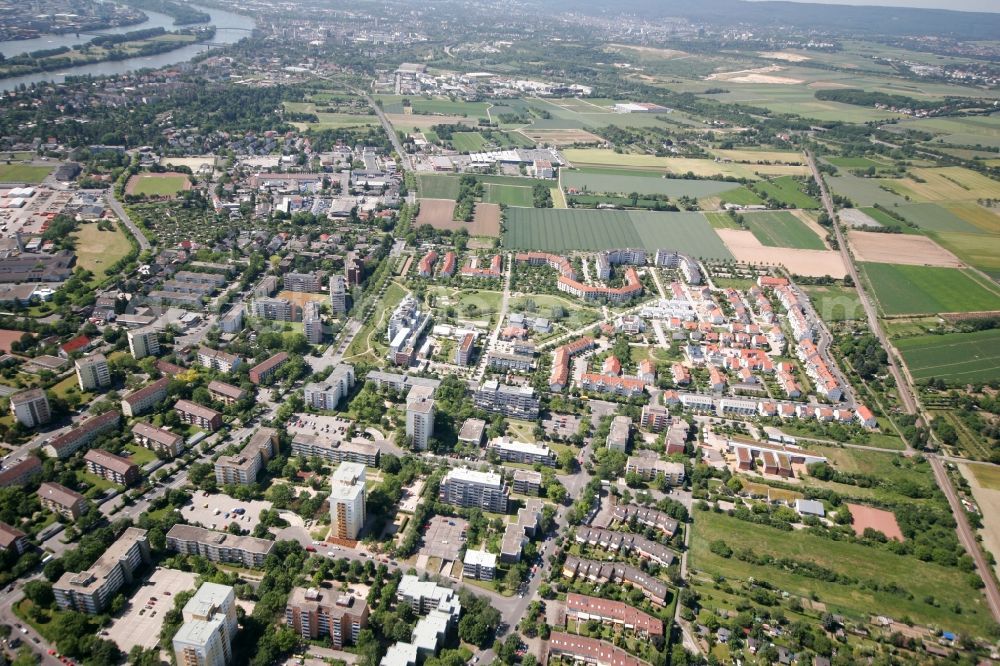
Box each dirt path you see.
[958,464,1000,579]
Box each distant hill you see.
[535,0,1000,40]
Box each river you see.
[0,5,255,92]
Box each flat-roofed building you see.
[0,456,42,487]
[166,524,275,568]
[284,272,322,293]
[607,415,631,453]
[488,437,556,467]
[197,347,241,373]
[127,327,160,360]
[44,410,121,459]
[303,301,323,344]
[473,380,539,419]
[84,449,140,486]
[565,593,663,638]
[286,587,369,647]
[329,462,366,540]
[439,468,508,513]
[214,427,277,485]
[329,275,347,314]
[458,418,486,448]
[249,352,289,385]
[207,380,246,406]
[38,482,87,519]
[624,455,685,485]
[303,364,355,410]
[512,469,542,496]
[173,583,237,666]
[132,422,184,457]
[291,434,379,467]
[121,377,170,417]
[175,400,223,431]
[252,297,296,322]
[405,386,435,450]
[219,306,244,334]
[76,354,111,391]
[463,550,497,581]
[9,388,51,428]
[640,405,670,433]
[0,522,28,553]
[454,333,474,366]
[53,527,150,614]
[364,371,439,396]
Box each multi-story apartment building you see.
[127,327,160,360]
[249,352,289,385]
[488,437,556,467]
[207,380,246,406]
[252,297,296,322]
[473,380,539,419]
[132,422,184,457]
[329,275,348,314]
[214,428,277,486]
[511,469,542,496]
[606,415,631,453]
[283,272,322,293]
[121,377,170,417]
[565,593,663,638]
[0,522,28,554]
[547,632,647,666]
[624,456,686,485]
[0,456,42,488]
[166,524,275,568]
[175,400,223,431]
[303,364,355,410]
[290,434,379,467]
[405,386,435,450]
[84,449,140,486]
[462,550,497,581]
[303,301,323,344]
[76,353,111,391]
[329,462,366,540]
[38,482,87,519]
[173,583,237,666]
[454,333,474,366]
[53,528,150,614]
[197,347,241,373]
[364,371,440,396]
[44,410,120,459]
[9,388,51,427]
[286,588,369,647]
[639,405,670,433]
[439,468,508,513]
[219,306,244,334]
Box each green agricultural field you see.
[483,183,534,207]
[503,208,733,259]
[0,164,53,183]
[451,132,489,152]
[895,203,981,234]
[828,174,908,207]
[860,263,1000,316]
[858,206,907,229]
[410,98,490,116]
[561,169,740,197]
[742,211,826,250]
[752,176,820,209]
[418,174,461,199]
[801,284,863,321]
[704,212,741,230]
[717,187,765,206]
[691,510,995,637]
[932,232,1000,278]
[825,156,887,169]
[881,167,1000,202]
[896,329,1000,384]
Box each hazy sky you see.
[776,0,1000,12]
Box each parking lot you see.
[181,492,274,533]
[419,515,468,561]
[105,568,198,652]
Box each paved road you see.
[363,92,411,171]
[808,149,1000,626]
[0,587,62,666]
[474,253,514,381]
[107,190,150,252]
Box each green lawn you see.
[896,329,1000,384]
[860,263,1000,316]
[691,510,996,637]
[717,186,765,206]
[0,164,53,183]
[128,173,189,196]
[742,211,826,250]
[801,284,863,321]
[125,443,158,465]
[72,222,133,283]
[483,183,534,206]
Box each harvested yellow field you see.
[945,202,1000,234]
[759,51,811,62]
[712,149,805,165]
[881,167,1000,202]
[848,230,964,268]
[717,228,846,278]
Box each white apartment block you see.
[329,462,366,540]
[76,354,110,391]
[303,364,356,410]
[128,327,160,359]
[9,388,51,428]
[405,386,435,450]
[174,583,237,666]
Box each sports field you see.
[503,208,733,259]
[0,164,53,183]
[126,172,191,197]
[691,510,995,637]
[451,132,489,152]
[561,169,738,197]
[483,182,533,206]
[752,176,820,209]
[896,329,1000,384]
[860,262,1000,315]
[742,211,825,250]
[72,223,133,283]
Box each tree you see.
[23,580,54,608]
